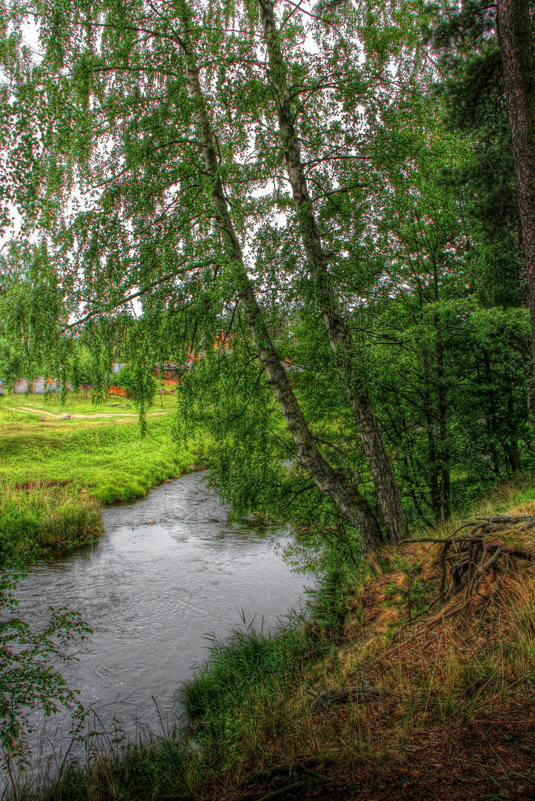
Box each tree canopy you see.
[1,0,534,556]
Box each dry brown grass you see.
[203,519,535,799]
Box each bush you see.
[0,571,91,780]
[114,365,158,403]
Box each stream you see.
[11,471,308,781]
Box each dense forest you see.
[2,1,535,797]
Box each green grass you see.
[3,390,179,416]
[0,393,210,563]
[0,480,103,564]
[0,396,208,504]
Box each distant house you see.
[153,362,179,380]
[109,385,128,397]
[111,362,128,374]
[14,378,29,394]
[32,377,46,393]
[45,378,60,392]
[13,377,61,394]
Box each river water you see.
[11,471,307,779]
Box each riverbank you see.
[19,475,535,801]
[0,394,210,563]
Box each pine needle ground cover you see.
[0,394,209,563]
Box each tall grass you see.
[38,730,200,801]
[0,481,102,564]
[179,618,312,766]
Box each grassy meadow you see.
[0,392,209,563]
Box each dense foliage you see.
[0,0,534,537]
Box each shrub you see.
[114,365,157,403]
[0,571,91,781]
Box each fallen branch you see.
[255,780,311,801]
[309,681,380,712]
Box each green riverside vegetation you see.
[0,393,209,564]
[8,476,532,801]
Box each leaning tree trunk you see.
[175,4,381,556]
[498,0,535,368]
[258,0,407,545]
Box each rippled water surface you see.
[14,471,307,766]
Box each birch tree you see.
[0,0,418,553]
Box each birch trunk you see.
[176,8,381,555]
[258,0,407,545]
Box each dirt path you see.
[12,405,168,419]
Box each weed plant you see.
[179,617,313,768]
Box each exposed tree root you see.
[397,515,535,638]
[235,757,341,801]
